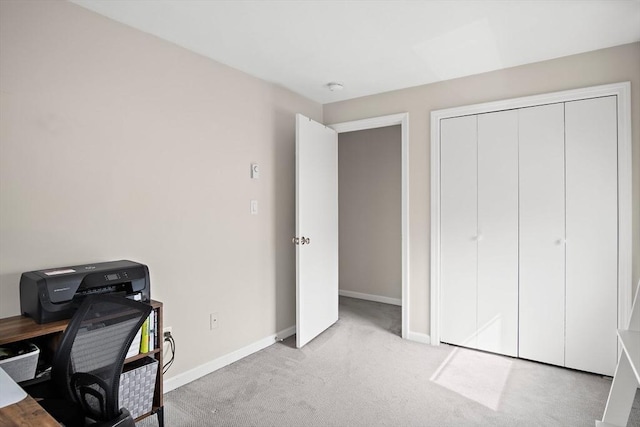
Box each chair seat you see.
[32,388,134,427]
[88,408,136,427]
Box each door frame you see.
[430,82,632,346]
[330,113,410,340]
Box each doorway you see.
[338,125,402,335]
[330,113,409,339]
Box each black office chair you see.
[29,294,151,427]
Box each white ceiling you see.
[70,0,640,104]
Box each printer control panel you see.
[105,271,129,282]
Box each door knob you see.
[292,237,310,245]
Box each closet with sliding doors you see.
[430,83,632,377]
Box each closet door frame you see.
[430,81,632,347]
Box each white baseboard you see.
[339,289,401,306]
[406,331,431,344]
[163,325,295,393]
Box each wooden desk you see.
[0,300,164,426]
[0,395,59,427]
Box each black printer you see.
[20,260,150,324]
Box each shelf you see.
[125,348,161,364]
[617,329,640,383]
[599,282,639,426]
[134,405,163,423]
[0,316,68,345]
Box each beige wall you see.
[338,126,401,301]
[324,42,640,336]
[1,0,638,382]
[0,0,321,379]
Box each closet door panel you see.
[440,115,478,349]
[476,110,519,356]
[518,103,566,366]
[565,96,618,376]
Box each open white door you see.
[295,114,339,348]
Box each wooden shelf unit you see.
[597,283,640,427]
[0,300,164,426]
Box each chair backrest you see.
[51,295,152,422]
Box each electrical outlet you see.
[210,312,219,330]
[162,326,173,357]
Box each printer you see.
[20,260,150,324]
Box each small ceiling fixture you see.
[327,82,344,91]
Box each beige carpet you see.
[138,297,640,426]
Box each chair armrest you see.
[70,372,110,419]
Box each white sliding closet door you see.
[440,115,478,349]
[518,103,566,366]
[565,96,618,376]
[476,110,519,356]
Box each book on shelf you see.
[140,316,149,354]
[147,310,156,351]
[124,309,156,358]
[126,326,142,359]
